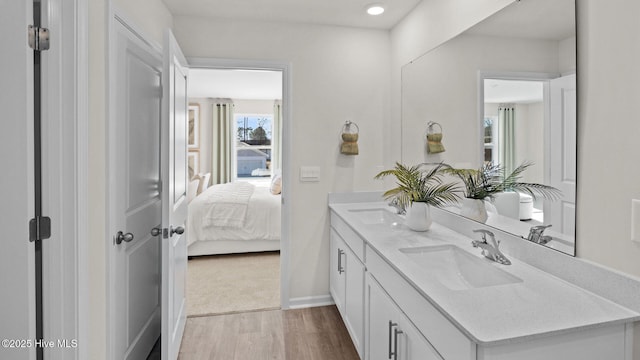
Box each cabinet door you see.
[330,229,346,313]
[345,243,365,356]
[367,274,442,360]
[396,316,442,360]
[367,274,398,360]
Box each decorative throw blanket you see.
[201,181,255,228]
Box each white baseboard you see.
[287,294,335,309]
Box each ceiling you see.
[162,0,422,30]
[188,69,282,99]
[484,79,543,104]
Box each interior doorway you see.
[184,65,288,317]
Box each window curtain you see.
[499,104,516,176]
[211,99,234,185]
[271,100,283,174]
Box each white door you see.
[111,19,163,360]
[161,29,189,360]
[0,2,35,360]
[546,74,577,237]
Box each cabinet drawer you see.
[367,246,476,360]
[330,211,365,262]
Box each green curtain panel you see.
[499,105,516,176]
[212,101,234,184]
[272,100,283,173]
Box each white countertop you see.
[329,201,640,345]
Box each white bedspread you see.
[200,181,255,228]
[187,183,281,246]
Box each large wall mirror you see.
[401,0,576,255]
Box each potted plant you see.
[374,162,460,231]
[442,162,561,223]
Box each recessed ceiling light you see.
[366,4,385,16]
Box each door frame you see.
[39,0,90,359]
[476,70,558,168]
[187,57,293,310]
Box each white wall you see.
[576,0,640,355]
[559,36,577,75]
[174,17,390,300]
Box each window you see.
[483,116,499,164]
[234,114,273,179]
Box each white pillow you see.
[187,178,200,203]
[197,173,211,195]
[270,174,282,195]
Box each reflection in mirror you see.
[401,0,576,255]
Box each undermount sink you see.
[349,208,400,226]
[399,245,522,291]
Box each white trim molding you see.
[288,295,335,310]
[41,0,89,359]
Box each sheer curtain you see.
[211,99,234,185]
[271,100,283,174]
[499,104,516,176]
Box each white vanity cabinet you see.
[330,222,365,358]
[366,273,442,360]
[329,204,636,360]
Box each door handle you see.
[170,226,184,236]
[338,249,345,274]
[388,321,397,359]
[115,231,134,245]
[153,226,185,239]
[392,327,403,360]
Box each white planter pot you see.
[405,202,432,231]
[492,191,520,220]
[460,198,488,223]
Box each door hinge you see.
[29,216,52,242]
[28,25,50,51]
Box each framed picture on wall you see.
[188,151,200,180]
[188,104,200,149]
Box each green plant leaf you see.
[374,162,461,209]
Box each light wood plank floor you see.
[178,305,360,360]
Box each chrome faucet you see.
[388,198,406,215]
[525,225,553,245]
[471,229,511,265]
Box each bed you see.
[187,181,281,256]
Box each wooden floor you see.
[178,305,360,360]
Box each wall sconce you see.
[426,121,445,154]
[340,120,359,155]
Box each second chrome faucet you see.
[471,229,511,265]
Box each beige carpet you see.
[187,252,280,317]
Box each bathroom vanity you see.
[329,194,639,360]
